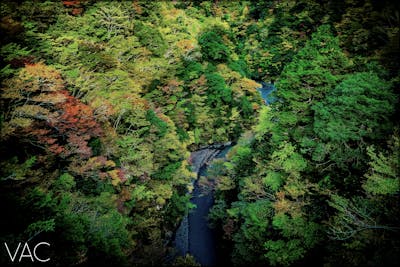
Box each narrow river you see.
[257,81,276,105]
[174,145,231,266]
[173,82,275,266]
[188,146,231,266]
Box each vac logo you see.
[4,242,50,263]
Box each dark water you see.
[257,81,277,104]
[188,180,216,266]
[187,146,231,266]
[174,81,276,265]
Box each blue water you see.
[187,146,232,266]
[257,81,277,105]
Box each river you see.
[173,82,275,266]
[174,145,231,266]
[257,81,277,105]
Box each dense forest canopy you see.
[0,0,399,266]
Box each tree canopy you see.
[1,1,399,266]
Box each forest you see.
[0,0,399,266]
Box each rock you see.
[190,143,232,175]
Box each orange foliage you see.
[31,89,103,159]
[72,8,83,15]
[156,112,171,124]
[130,95,150,110]
[62,0,85,16]
[55,91,102,136]
[2,63,102,159]
[161,79,182,95]
[132,0,143,14]
[62,1,81,7]
[189,75,207,94]
[252,103,260,110]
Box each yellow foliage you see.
[176,39,196,53]
[216,175,235,191]
[87,157,116,169]
[108,169,121,186]
[273,191,303,217]
[6,117,33,128]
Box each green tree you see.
[199,30,230,63]
[313,71,396,183]
[363,135,400,195]
[276,24,351,129]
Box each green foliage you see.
[166,192,193,223]
[276,24,351,127]
[0,1,399,266]
[178,60,203,82]
[153,161,182,180]
[89,209,131,263]
[205,5,399,267]
[264,239,305,266]
[205,72,232,106]
[88,137,102,156]
[254,106,275,141]
[0,42,31,61]
[54,173,76,191]
[146,110,169,137]
[228,59,248,77]
[25,219,55,238]
[312,71,396,177]
[314,72,395,143]
[199,30,230,62]
[0,156,36,181]
[239,96,253,119]
[135,22,167,56]
[270,142,307,175]
[363,136,400,195]
[95,4,133,40]
[230,200,273,265]
[173,254,201,267]
[208,199,227,227]
[229,143,253,177]
[263,172,283,191]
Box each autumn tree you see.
[1,62,102,159]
